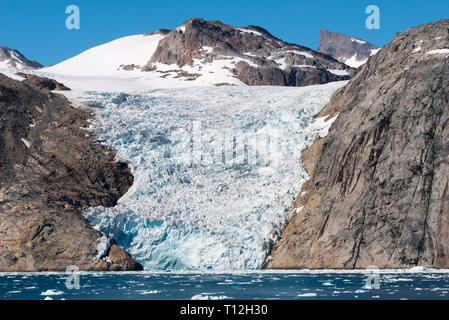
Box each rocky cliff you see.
[318,30,379,68]
[266,20,449,269]
[145,18,351,86]
[0,73,142,271]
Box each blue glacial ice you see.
[82,82,346,270]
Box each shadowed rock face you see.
[0,46,43,69]
[146,18,351,86]
[0,73,142,271]
[144,29,171,36]
[318,30,379,67]
[266,19,449,269]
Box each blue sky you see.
[0,0,448,66]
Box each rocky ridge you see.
[0,73,142,271]
[318,29,379,68]
[0,47,43,70]
[266,20,449,269]
[144,18,351,86]
[40,18,352,88]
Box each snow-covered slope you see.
[39,31,251,89]
[44,33,165,77]
[80,81,346,270]
[343,48,381,68]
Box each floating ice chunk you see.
[298,292,317,297]
[41,289,64,296]
[408,266,433,273]
[191,293,231,300]
[139,290,161,294]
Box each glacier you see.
[81,82,346,270]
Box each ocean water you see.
[1,270,449,300]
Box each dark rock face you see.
[318,30,379,67]
[0,47,43,69]
[16,73,70,91]
[233,61,347,87]
[145,18,351,86]
[266,20,449,269]
[108,245,143,270]
[144,29,171,36]
[0,73,142,271]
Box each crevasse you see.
[83,82,345,270]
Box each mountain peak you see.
[318,29,379,68]
[145,18,351,86]
[0,46,43,69]
[43,18,351,89]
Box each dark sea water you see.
[1,270,449,300]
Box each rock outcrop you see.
[145,18,351,86]
[266,20,449,269]
[16,73,70,91]
[0,73,142,271]
[144,29,171,36]
[0,47,43,69]
[318,30,379,68]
